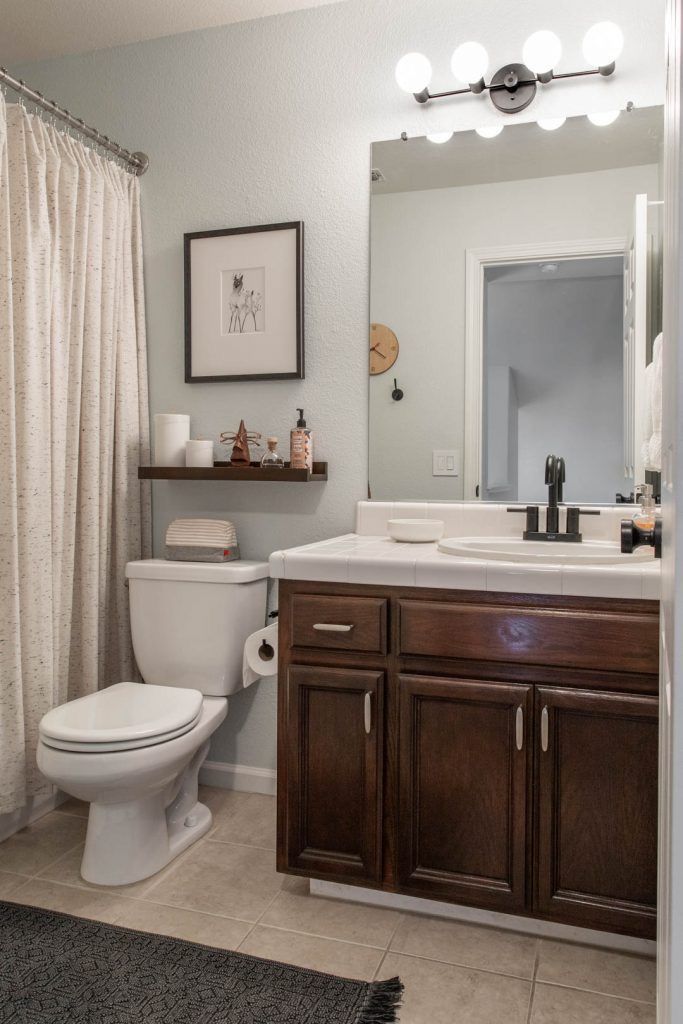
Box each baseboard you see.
[0,789,65,844]
[310,880,657,957]
[199,760,277,796]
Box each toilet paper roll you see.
[243,622,278,688]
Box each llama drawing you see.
[223,269,265,334]
[227,273,244,333]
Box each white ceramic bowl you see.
[388,519,444,543]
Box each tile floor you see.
[0,789,656,1023]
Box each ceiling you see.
[2,0,345,64]
[372,105,663,194]
[486,256,624,284]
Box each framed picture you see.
[184,221,304,382]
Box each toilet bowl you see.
[37,559,269,886]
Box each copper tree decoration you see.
[219,420,262,466]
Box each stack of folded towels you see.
[165,518,240,562]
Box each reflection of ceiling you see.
[371,107,663,195]
[486,255,624,284]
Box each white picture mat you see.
[190,228,298,376]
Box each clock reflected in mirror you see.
[370,322,399,375]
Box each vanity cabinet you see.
[397,675,531,912]
[282,665,384,883]
[277,581,659,939]
[535,686,659,937]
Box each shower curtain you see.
[0,97,152,814]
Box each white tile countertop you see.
[268,502,661,600]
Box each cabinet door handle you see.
[313,623,355,633]
[515,706,524,751]
[364,692,372,735]
[541,705,549,752]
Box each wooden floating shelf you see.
[138,461,328,483]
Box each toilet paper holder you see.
[258,639,275,662]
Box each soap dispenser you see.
[633,484,656,530]
[290,408,313,471]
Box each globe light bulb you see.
[587,109,620,127]
[582,22,624,68]
[426,132,453,144]
[395,52,432,94]
[537,116,566,131]
[451,41,489,85]
[476,124,503,139]
[523,30,562,75]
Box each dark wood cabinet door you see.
[535,686,658,939]
[397,674,531,912]
[282,665,383,883]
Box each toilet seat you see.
[39,682,204,753]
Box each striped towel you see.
[165,519,240,562]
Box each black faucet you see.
[544,455,565,533]
[507,454,600,542]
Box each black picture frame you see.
[184,221,304,382]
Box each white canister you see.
[186,439,214,467]
[154,414,190,466]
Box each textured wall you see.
[17,0,665,770]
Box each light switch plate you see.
[432,450,460,477]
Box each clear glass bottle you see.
[633,483,656,530]
[261,436,285,469]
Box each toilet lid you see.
[39,682,204,748]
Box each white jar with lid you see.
[185,439,214,467]
[154,414,190,466]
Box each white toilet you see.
[37,558,269,886]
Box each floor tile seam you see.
[244,921,387,951]
[205,836,275,852]
[368,946,537,982]
[235,886,290,952]
[533,979,656,1006]
[17,840,87,880]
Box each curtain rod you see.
[0,66,149,175]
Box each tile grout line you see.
[234,883,292,953]
[533,979,657,1007]
[367,944,538,983]
[371,914,405,982]
[525,943,540,1024]
[7,839,86,886]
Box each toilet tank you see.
[125,559,269,696]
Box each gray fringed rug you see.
[0,901,402,1023]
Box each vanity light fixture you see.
[395,21,623,115]
[426,131,454,143]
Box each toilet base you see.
[80,737,214,887]
[81,797,212,886]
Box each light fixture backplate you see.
[489,62,537,114]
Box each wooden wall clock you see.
[370,323,399,375]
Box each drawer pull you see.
[541,706,549,752]
[313,623,355,633]
[515,706,524,751]
[364,692,372,735]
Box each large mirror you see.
[369,107,663,504]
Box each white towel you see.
[643,333,662,472]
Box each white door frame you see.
[463,238,627,500]
[658,2,682,1020]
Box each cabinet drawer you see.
[399,600,658,675]
[290,595,388,654]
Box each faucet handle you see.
[507,505,540,534]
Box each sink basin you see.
[437,536,654,565]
